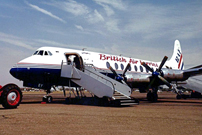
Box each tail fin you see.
[167,40,184,70]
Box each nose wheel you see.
[42,88,53,103]
[43,96,53,103]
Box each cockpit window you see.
[33,51,39,55]
[33,50,53,56]
[44,51,48,55]
[48,51,52,56]
[38,50,44,55]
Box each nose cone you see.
[10,67,19,79]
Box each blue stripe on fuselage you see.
[181,62,184,70]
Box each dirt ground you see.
[0,91,202,135]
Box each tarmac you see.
[0,91,202,135]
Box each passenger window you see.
[134,65,137,72]
[121,64,124,70]
[106,62,110,68]
[146,68,149,73]
[115,63,118,70]
[140,66,143,72]
[128,65,131,71]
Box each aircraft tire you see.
[176,94,182,99]
[147,91,158,102]
[191,91,202,98]
[181,94,187,99]
[1,84,22,109]
[147,91,152,101]
[47,96,53,103]
[43,96,53,103]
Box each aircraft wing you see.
[181,65,202,93]
[183,65,202,77]
[181,77,202,93]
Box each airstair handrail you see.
[84,64,131,98]
[61,62,116,93]
[84,64,116,93]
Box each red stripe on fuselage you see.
[178,54,183,69]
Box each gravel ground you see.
[0,91,202,135]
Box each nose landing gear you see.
[43,96,53,103]
[42,88,53,103]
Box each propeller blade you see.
[109,66,119,77]
[147,77,156,90]
[141,62,154,73]
[158,56,168,71]
[109,66,125,83]
[123,63,131,77]
[158,75,172,88]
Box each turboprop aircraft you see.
[10,40,202,105]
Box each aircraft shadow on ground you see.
[19,96,202,108]
[138,97,202,106]
[20,97,124,107]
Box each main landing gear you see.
[176,90,202,99]
[147,90,158,102]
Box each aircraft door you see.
[65,53,84,71]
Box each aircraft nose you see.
[10,67,18,79]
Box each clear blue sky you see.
[0,0,202,86]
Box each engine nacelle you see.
[162,69,186,81]
[126,74,150,83]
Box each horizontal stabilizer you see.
[183,66,202,77]
[189,65,202,69]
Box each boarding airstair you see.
[61,64,138,106]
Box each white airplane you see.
[9,40,202,105]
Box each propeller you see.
[141,56,172,89]
[157,56,168,72]
[123,63,131,77]
[108,63,131,83]
[109,66,119,77]
[141,62,154,73]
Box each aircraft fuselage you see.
[10,46,187,91]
